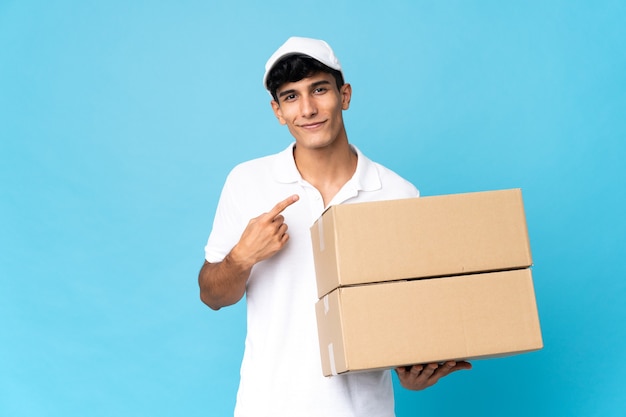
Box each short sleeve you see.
[203,170,247,263]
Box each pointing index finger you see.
[269,194,299,218]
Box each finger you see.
[432,362,456,379]
[396,365,413,374]
[394,367,406,377]
[403,365,423,380]
[446,361,472,373]
[268,194,299,218]
[409,365,424,378]
[431,361,471,381]
[408,364,436,384]
[420,363,438,380]
[277,223,289,237]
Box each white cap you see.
[263,36,343,90]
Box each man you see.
[198,36,471,417]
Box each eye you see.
[282,93,297,102]
[313,87,328,94]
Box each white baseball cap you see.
[263,36,343,90]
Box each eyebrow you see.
[277,79,332,98]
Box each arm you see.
[395,361,472,391]
[198,194,299,310]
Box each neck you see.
[293,138,357,206]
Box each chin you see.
[296,136,338,150]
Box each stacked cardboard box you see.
[310,189,543,376]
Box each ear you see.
[340,83,352,111]
[271,100,287,125]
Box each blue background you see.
[1,1,625,416]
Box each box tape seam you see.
[328,343,337,376]
[318,216,325,252]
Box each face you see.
[271,72,352,151]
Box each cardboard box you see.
[311,189,532,298]
[315,268,543,376]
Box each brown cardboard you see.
[310,189,532,298]
[315,268,543,376]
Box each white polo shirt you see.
[205,143,419,417]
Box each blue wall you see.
[1,1,624,416]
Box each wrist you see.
[226,245,254,272]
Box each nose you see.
[300,95,317,118]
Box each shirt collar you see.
[272,142,382,193]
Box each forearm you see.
[198,249,251,310]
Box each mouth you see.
[299,120,327,129]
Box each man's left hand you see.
[395,361,472,391]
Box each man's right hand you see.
[199,194,300,310]
[230,194,300,269]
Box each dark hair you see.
[265,54,345,102]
